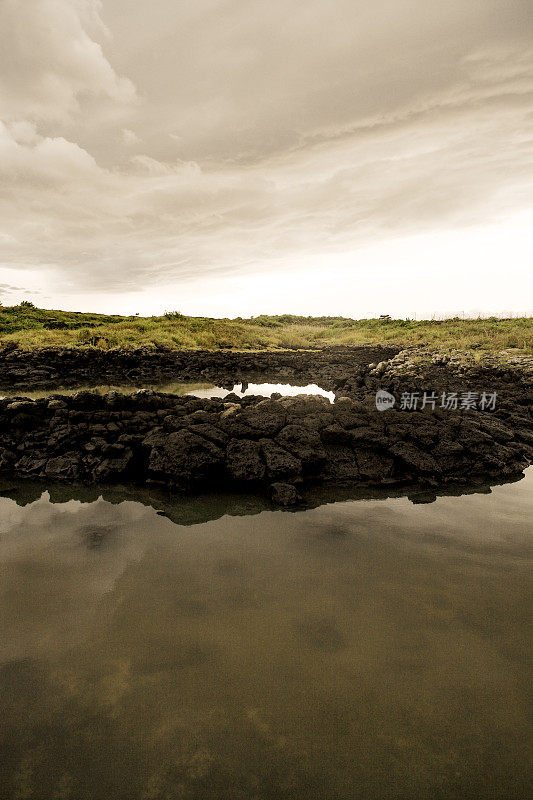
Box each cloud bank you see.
[0,0,532,314]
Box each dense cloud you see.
[0,0,532,313]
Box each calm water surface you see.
[0,472,531,799]
[1,381,334,401]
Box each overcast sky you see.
[1,0,532,317]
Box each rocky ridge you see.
[0,344,399,391]
[1,344,531,505]
[1,386,531,506]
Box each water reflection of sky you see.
[0,471,531,799]
[1,381,335,401]
[187,382,335,401]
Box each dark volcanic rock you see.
[321,444,359,481]
[320,424,352,445]
[0,344,400,391]
[92,448,134,482]
[45,452,82,480]
[226,439,265,482]
[270,482,302,507]
[355,449,394,481]
[148,429,225,487]
[240,400,287,437]
[260,439,302,481]
[389,442,440,474]
[0,344,531,501]
[275,424,326,472]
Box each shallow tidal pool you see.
[0,472,531,799]
[0,381,335,402]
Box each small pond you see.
[0,381,335,402]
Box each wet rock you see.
[320,424,351,445]
[349,427,389,448]
[389,442,440,474]
[92,448,134,481]
[240,400,287,437]
[260,439,302,480]
[226,439,265,482]
[0,344,400,391]
[275,424,326,472]
[148,430,224,485]
[270,482,302,507]
[187,423,229,448]
[321,445,359,481]
[14,455,47,475]
[45,452,81,480]
[355,449,394,481]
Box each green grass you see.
[0,304,532,353]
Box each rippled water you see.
[0,472,531,799]
[0,381,334,401]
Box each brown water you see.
[0,472,531,799]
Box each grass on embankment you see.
[1,304,532,353]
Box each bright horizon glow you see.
[3,211,531,319]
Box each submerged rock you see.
[270,482,302,507]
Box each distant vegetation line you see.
[0,303,531,352]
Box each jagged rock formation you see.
[1,389,530,505]
[1,344,531,504]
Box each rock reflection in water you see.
[0,471,531,799]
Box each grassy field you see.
[0,303,532,352]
